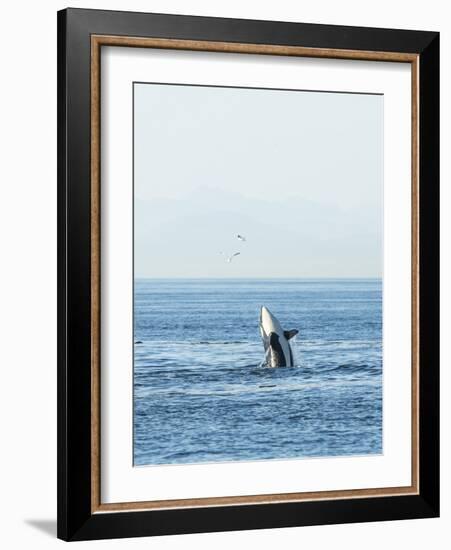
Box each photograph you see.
[133,82,384,467]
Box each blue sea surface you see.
[134,279,382,466]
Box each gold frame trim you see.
[90,35,420,514]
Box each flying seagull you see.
[237,234,246,242]
[227,252,241,263]
[219,251,241,263]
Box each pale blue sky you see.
[134,83,383,278]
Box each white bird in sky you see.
[227,252,241,263]
[237,234,246,242]
[219,251,241,263]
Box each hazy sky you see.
[134,83,383,278]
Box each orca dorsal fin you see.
[284,329,298,340]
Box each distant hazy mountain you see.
[134,187,381,278]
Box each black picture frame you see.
[57,7,439,542]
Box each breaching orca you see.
[259,306,298,367]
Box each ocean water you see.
[134,279,382,466]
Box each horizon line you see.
[134,276,382,280]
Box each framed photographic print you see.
[57,8,439,541]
